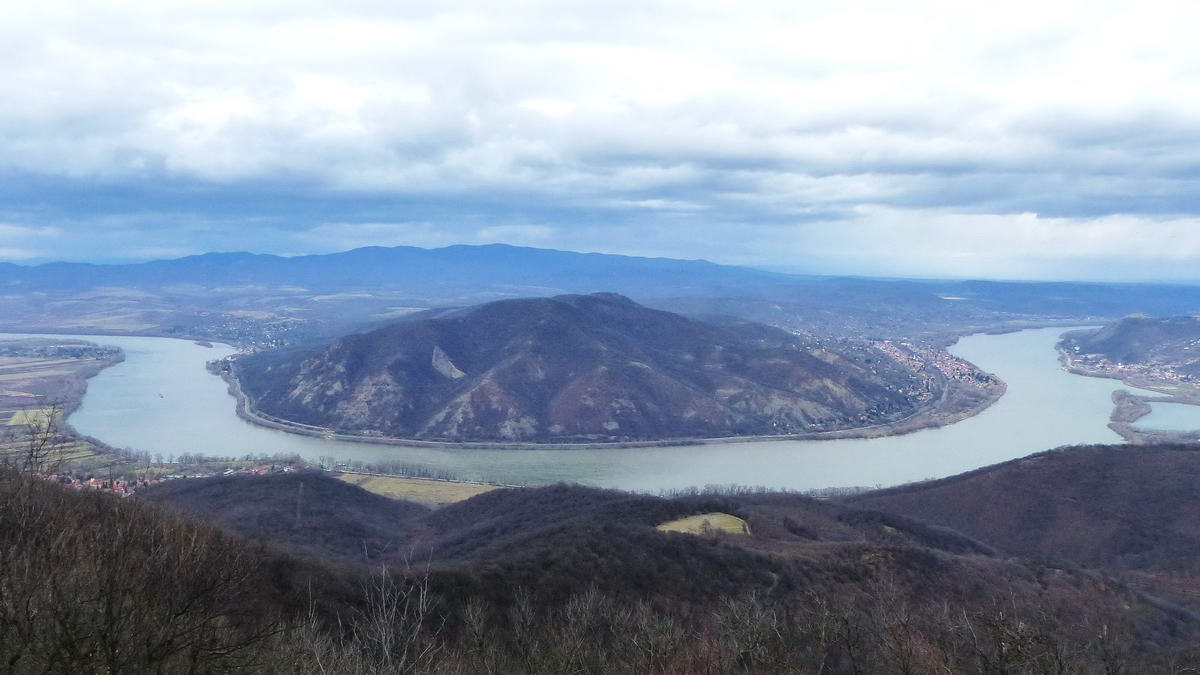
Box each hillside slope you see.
[1064,316,1200,368]
[234,293,927,442]
[849,443,1200,609]
[131,470,1200,671]
[139,472,431,561]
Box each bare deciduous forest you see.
[5,455,1200,673]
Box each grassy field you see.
[7,407,54,426]
[336,473,500,504]
[0,358,80,372]
[0,343,127,472]
[0,439,103,466]
[656,512,750,535]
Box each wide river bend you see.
[0,327,1174,492]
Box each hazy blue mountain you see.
[0,244,791,296]
[5,243,1200,346]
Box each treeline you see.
[107,446,306,468]
[0,339,122,360]
[285,577,1199,674]
[4,469,1200,673]
[0,469,284,672]
[317,455,466,482]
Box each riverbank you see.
[0,338,126,470]
[34,326,1132,492]
[219,361,1006,450]
[1058,345,1200,443]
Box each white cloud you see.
[777,209,1200,281]
[0,224,61,239]
[0,224,62,260]
[6,1,1198,189]
[4,1,1200,277]
[0,248,41,260]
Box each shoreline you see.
[0,343,127,423]
[18,321,1101,452]
[0,338,128,465]
[333,468,523,489]
[1056,345,1200,444]
[218,365,1007,451]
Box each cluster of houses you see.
[875,339,998,388]
[44,474,160,497]
[41,464,297,497]
[1068,350,1197,385]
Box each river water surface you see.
[0,327,1171,491]
[1136,401,1200,432]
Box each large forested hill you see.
[235,293,925,442]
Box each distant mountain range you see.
[0,244,791,297]
[234,293,924,442]
[5,243,1200,345]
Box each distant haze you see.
[4,2,1200,282]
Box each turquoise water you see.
[1135,401,1200,432]
[0,327,1153,491]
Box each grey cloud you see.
[2,2,1200,280]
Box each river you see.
[0,327,1173,491]
[1135,401,1200,432]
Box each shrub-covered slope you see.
[140,471,431,561]
[9,466,1200,672]
[236,293,923,442]
[849,443,1200,610]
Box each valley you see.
[4,249,1200,674]
[5,245,1200,355]
[11,5,1200,669]
[0,326,1144,492]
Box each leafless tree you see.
[3,399,66,474]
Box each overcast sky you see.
[4,1,1200,281]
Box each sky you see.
[4,1,1200,281]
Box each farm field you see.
[0,339,124,471]
[7,407,55,427]
[0,343,119,411]
[0,438,103,467]
[335,472,500,505]
[656,512,750,535]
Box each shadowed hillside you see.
[9,467,1200,671]
[139,471,431,561]
[849,443,1200,610]
[235,293,928,442]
